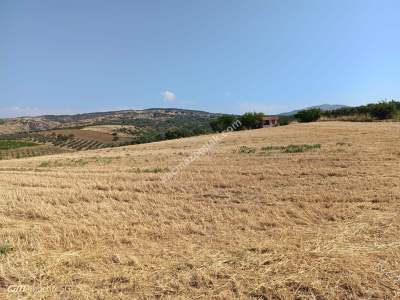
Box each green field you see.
[0,140,38,150]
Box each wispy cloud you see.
[161,90,177,102]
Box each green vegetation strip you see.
[238,144,321,154]
[0,140,37,150]
[285,144,321,153]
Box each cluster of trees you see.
[121,114,215,144]
[164,127,208,139]
[322,100,400,120]
[131,126,211,144]
[210,112,264,132]
[209,115,238,132]
[132,111,279,143]
[240,112,265,129]
[294,108,321,123]
[293,100,400,123]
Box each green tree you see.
[295,108,321,123]
[239,112,264,129]
[278,115,293,126]
[165,128,188,140]
[210,115,239,132]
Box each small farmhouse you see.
[261,115,279,128]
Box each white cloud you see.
[160,90,193,106]
[161,90,176,102]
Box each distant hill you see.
[0,108,220,134]
[0,108,223,152]
[279,104,349,116]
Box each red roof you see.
[262,115,279,120]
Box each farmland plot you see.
[0,122,399,299]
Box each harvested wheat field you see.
[0,122,399,299]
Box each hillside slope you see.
[0,122,399,298]
[0,108,218,134]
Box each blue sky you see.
[1,0,399,117]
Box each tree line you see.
[322,100,400,120]
[294,100,400,123]
[209,112,265,132]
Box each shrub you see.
[38,161,50,168]
[336,142,352,147]
[295,108,321,123]
[142,167,169,173]
[238,146,256,154]
[0,243,13,256]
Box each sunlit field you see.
[0,122,399,299]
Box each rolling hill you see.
[0,108,222,154]
[0,108,219,134]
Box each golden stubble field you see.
[0,122,399,299]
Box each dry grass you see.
[0,122,399,299]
